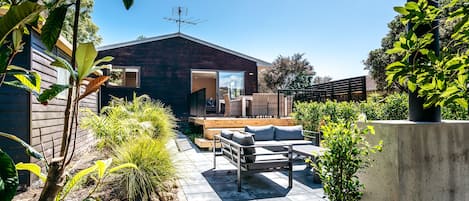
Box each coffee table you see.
[291,144,326,183]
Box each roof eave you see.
[97,33,272,66]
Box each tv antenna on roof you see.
[164,6,202,33]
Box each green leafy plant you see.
[112,136,175,201]
[386,0,469,108]
[381,93,408,120]
[82,94,177,149]
[0,1,135,201]
[315,120,383,201]
[0,132,45,201]
[0,149,18,201]
[292,101,323,131]
[56,158,137,201]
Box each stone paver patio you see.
[170,133,327,201]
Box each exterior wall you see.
[192,77,216,99]
[360,120,469,201]
[98,37,258,117]
[30,31,97,168]
[0,34,32,184]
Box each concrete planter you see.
[359,120,469,201]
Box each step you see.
[195,138,221,149]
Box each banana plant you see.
[0,0,73,105]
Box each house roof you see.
[97,32,272,67]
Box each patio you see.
[171,132,327,201]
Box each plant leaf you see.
[95,159,112,179]
[109,163,138,173]
[50,56,77,80]
[85,64,112,78]
[92,56,113,67]
[441,86,459,98]
[394,6,409,15]
[79,76,109,100]
[37,84,69,104]
[41,5,69,51]
[76,43,98,80]
[122,0,134,10]
[0,46,12,73]
[407,80,417,92]
[15,162,46,182]
[0,132,44,160]
[13,71,41,93]
[0,150,18,201]
[0,1,45,44]
[59,165,97,200]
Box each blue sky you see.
[92,0,406,80]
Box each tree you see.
[264,53,315,91]
[0,0,134,200]
[386,0,468,110]
[61,0,102,45]
[363,0,465,91]
[363,16,405,91]
[313,75,333,84]
[136,35,146,40]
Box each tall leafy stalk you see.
[0,0,135,200]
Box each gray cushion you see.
[232,132,256,163]
[245,125,275,141]
[274,125,304,140]
[220,130,234,140]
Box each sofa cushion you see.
[274,125,304,140]
[245,125,275,141]
[232,132,256,163]
[220,130,234,140]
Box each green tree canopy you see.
[363,0,465,91]
[61,0,102,45]
[263,53,315,91]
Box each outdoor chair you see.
[223,94,242,117]
[213,131,293,192]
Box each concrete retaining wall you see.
[360,120,469,201]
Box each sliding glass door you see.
[218,71,245,101]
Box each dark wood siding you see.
[0,33,32,184]
[98,36,258,117]
[30,31,97,169]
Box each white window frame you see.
[56,68,70,99]
[107,66,141,88]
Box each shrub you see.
[381,93,408,120]
[293,100,359,131]
[315,120,382,201]
[293,101,323,131]
[442,103,469,120]
[81,94,177,149]
[334,101,359,123]
[112,136,175,201]
[108,94,177,143]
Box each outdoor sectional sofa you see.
[213,125,318,192]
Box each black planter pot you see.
[409,91,441,122]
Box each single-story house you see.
[0,30,98,185]
[97,33,271,118]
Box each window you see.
[56,68,70,99]
[108,66,141,88]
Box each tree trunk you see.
[38,161,64,201]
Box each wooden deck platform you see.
[189,117,295,149]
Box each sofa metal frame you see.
[213,134,293,192]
